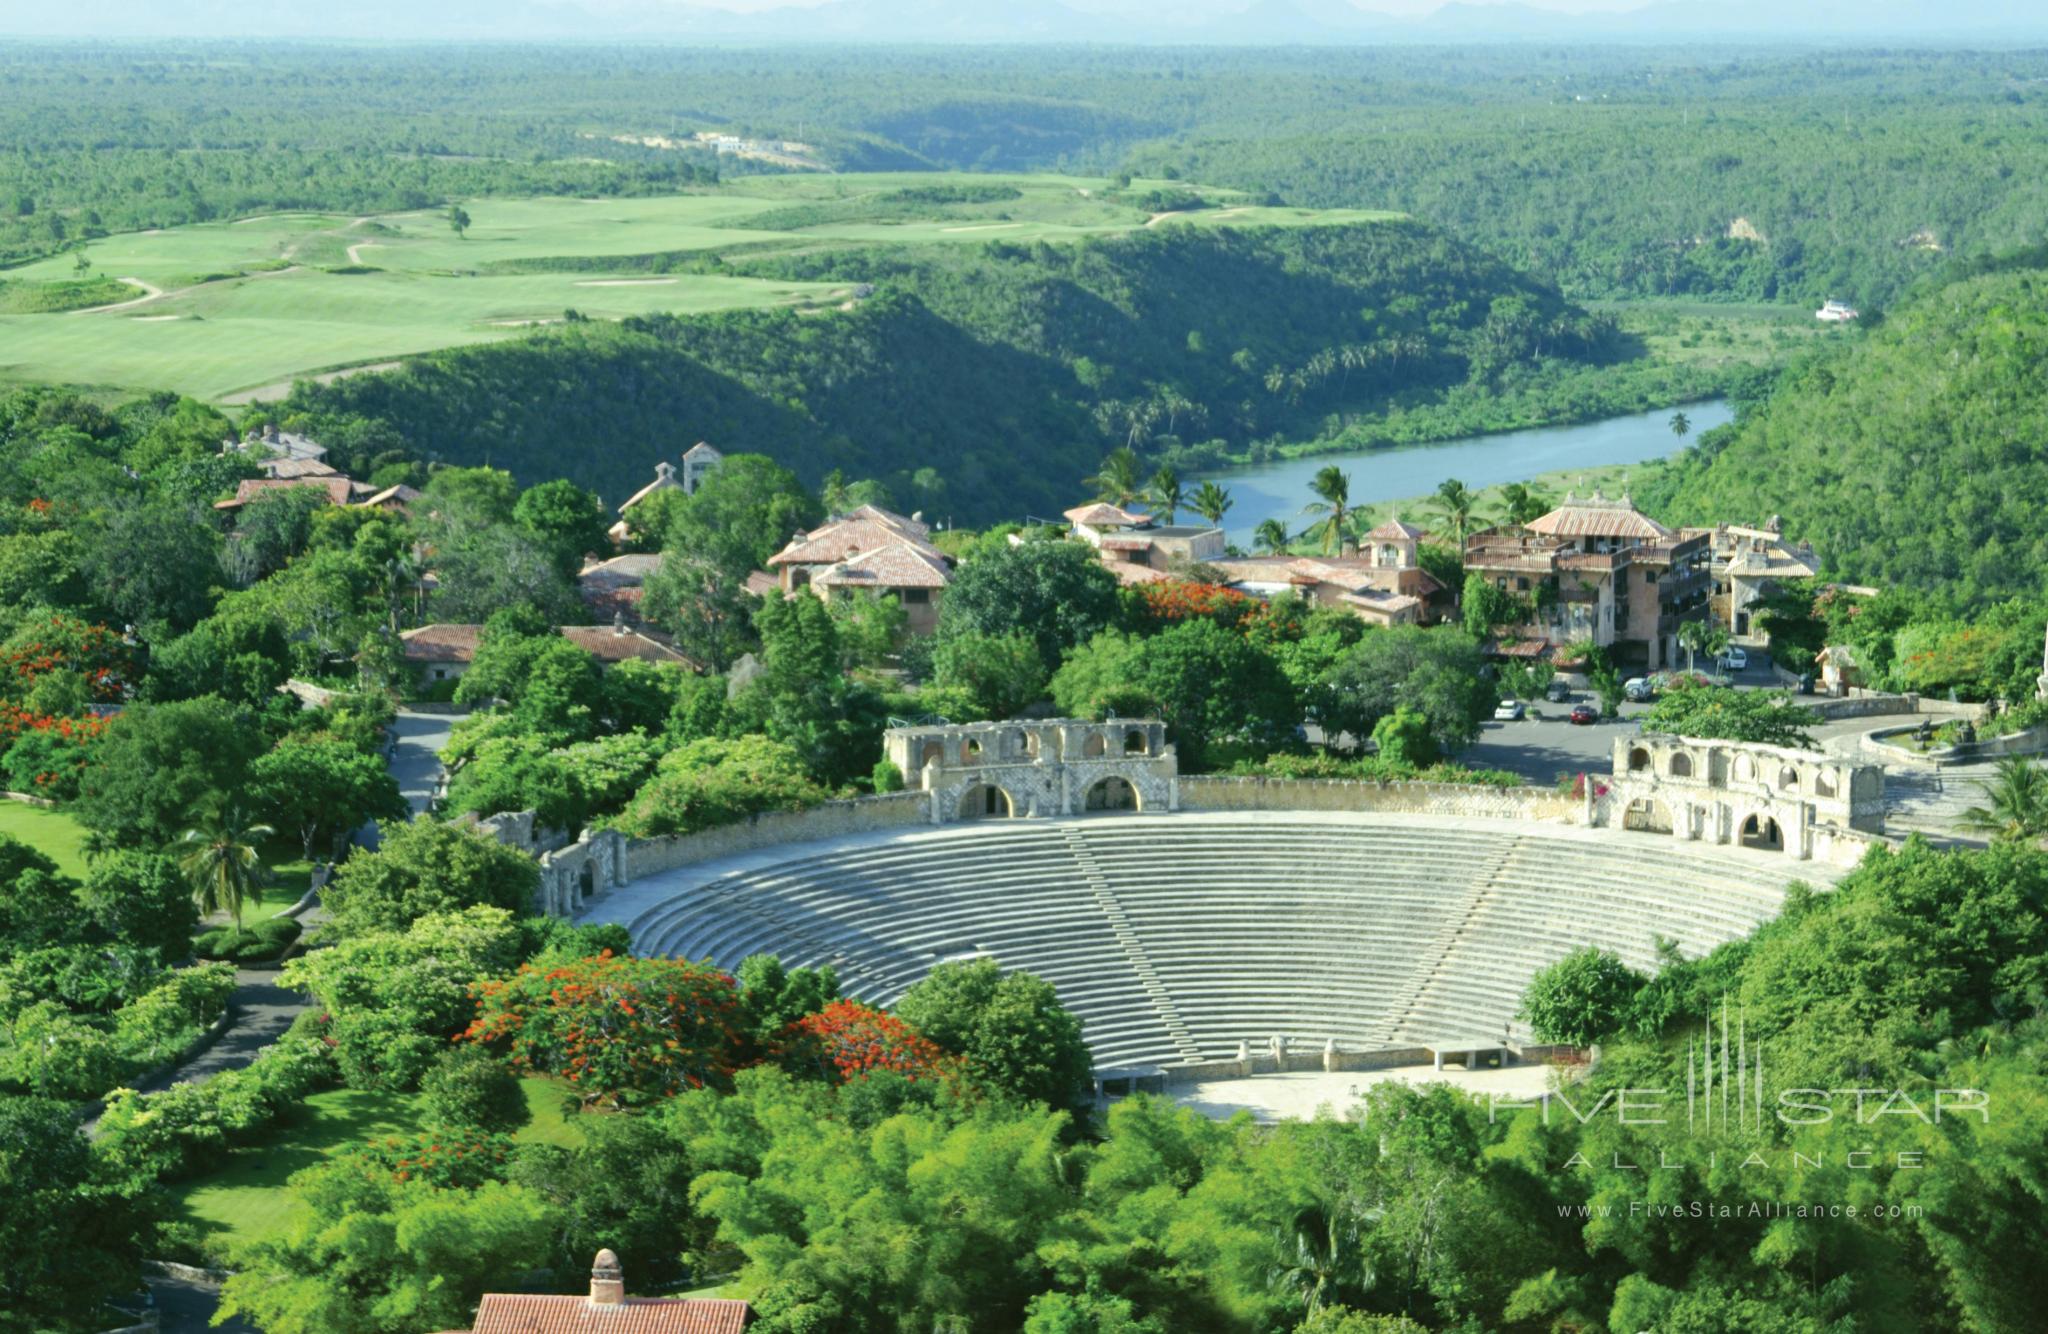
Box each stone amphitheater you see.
[557,717,1884,1101]
[583,804,1833,1078]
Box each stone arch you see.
[1623,797,1673,834]
[1778,765,1801,793]
[1628,746,1652,772]
[1739,812,1783,852]
[1733,755,1756,783]
[964,737,984,763]
[1668,751,1694,779]
[918,741,944,769]
[578,860,596,904]
[1123,728,1149,756]
[1082,732,1108,758]
[957,783,1016,820]
[1000,729,1026,760]
[1815,770,1837,798]
[1083,775,1140,812]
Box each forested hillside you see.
[285,221,1642,522]
[8,44,2048,306]
[1640,263,2048,609]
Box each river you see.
[1194,400,1731,549]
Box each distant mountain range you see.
[13,0,2048,43]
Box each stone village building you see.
[766,504,953,637]
[1464,491,1711,670]
[605,442,726,545]
[883,718,1180,821]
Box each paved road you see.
[389,707,458,817]
[144,1274,259,1334]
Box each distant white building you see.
[1816,300,1859,323]
[681,441,724,495]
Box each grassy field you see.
[0,799,90,878]
[1603,300,1837,371]
[0,174,1402,403]
[172,1078,583,1252]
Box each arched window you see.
[1124,729,1148,756]
[1778,766,1801,792]
[1669,752,1694,779]
[1082,733,1107,758]
[918,742,943,769]
[1815,771,1837,798]
[1628,747,1651,772]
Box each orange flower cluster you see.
[0,702,108,747]
[0,614,132,703]
[787,999,958,1086]
[1135,581,1291,639]
[352,1130,514,1189]
[463,951,746,1107]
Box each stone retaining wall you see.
[1180,776,1583,824]
[622,791,929,881]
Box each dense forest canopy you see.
[284,220,1655,523]
[1640,259,2048,610]
[5,43,2048,304]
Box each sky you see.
[8,0,2044,42]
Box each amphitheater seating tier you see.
[602,814,1822,1072]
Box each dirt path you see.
[219,359,402,406]
[345,240,381,266]
[68,276,164,315]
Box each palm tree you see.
[1430,478,1485,548]
[1301,465,1353,556]
[1669,411,1691,440]
[1676,618,1729,674]
[179,813,274,932]
[1148,465,1184,524]
[1496,481,1550,527]
[1085,447,1145,508]
[1267,1204,1374,1319]
[1958,758,2048,843]
[1190,480,1234,527]
[1253,518,1291,556]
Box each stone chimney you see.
[612,609,628,637]
[589,1248,625,1306]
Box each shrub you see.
[871,758,904,793]
[421,1046,531,1133]
[192,915,302,962]
[1518,947,1646,1047]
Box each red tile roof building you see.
[460,1250,748,1334]
[768,505,953,636]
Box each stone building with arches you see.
[883,718,1180,824]
[1605,734,1884,859]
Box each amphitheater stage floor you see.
[1163,1061,1561,1123]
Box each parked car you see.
[1493,699,1525,721]
[1717,647,1749,672]
[1544,678,1572,703]
[1624,676,1656,702]
[1569,703,1599,725]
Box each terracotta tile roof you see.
[402,624,691,668]
[580,554,664,585]
[1524,495,1673,541]
[743,570,780,597]
[682,442,724,462]
[617,463,680,514]
[470,1295,750,1334]
[1105,560,1176,585]
[400,624,484,663]
[1063,502,1146,527]
[1490,638,1555,659]
[1360,518,1428,541]
[1339,589,1422,614]
[810,543,951,590]
[214,476,358,510]
[770,508,942,567]
[359,484,423,509]
[557,625,693,666]
[1098,536,1154,553]
[257,457,343,480]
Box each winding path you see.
[67,277,164,315]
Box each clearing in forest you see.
[0,174,1400,402]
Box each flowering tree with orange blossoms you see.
[785,999,960,1086]
[0,613,134,704]
[462,951,746,1108]
[349,1129,515,1189]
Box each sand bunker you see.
[575,278,678,287]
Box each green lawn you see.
[0,174,1401,402]
[0,799,90,879]
[172,1078,584,1252]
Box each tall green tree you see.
[1148,465,1184,524]
[1958,757,2048,844]
[1253,518,1291,556]
[178,812,274,932]
[1191,480,1233,527]
[1301,466,1353,556]
[1428,478,1484,548]
[1086,447,1145,508]
[937,540,1120,670]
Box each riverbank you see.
[1197,399,1732,549]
